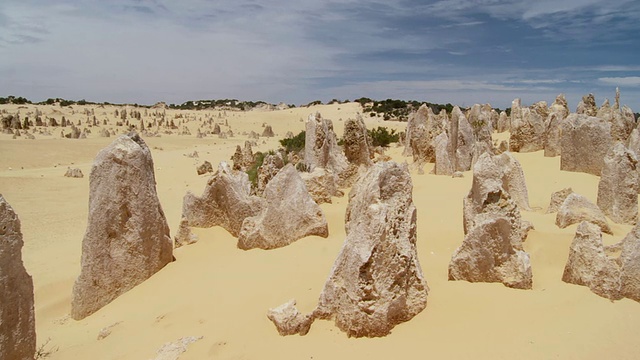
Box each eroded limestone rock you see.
[343,114,372,166]
[546,187,574,214]
[597,142,638,225]
[71,133,173,320]
[268,162,428,337]
[237,164,328,250]
[556,193,612,235]
[560,114,613,176]
[0,195,36,360]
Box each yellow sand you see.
[1,103,639,359]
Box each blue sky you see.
[1,0,639,110]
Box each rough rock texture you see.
[237,164,328,250]
[562,222,622,300]
[453,106,474,171]
[509,98,546,152]
[182,162,264,237]
[231,141,254,171]
[451,152,533,289]
[546,187,574,214]
[267,300,314,336]
[343,114,372,166]
[71,133,173,320]
[0,195,36,360]
[403,105,443,164]
[497,111,509,133]
[597,142,638,225]
[64,167,84,178]
[174,218,198,248]
[256,152,285,195]
[576,94,597,116]
[449,217,532,289]
[556,193,612,235]
[304,112,348,177]
[468,104,495,166]
[434,131,454,175]
[196,161,213,175]
[560,114,613,176]
[151,336,203,360]
[544,94,570,157]
[262,125,274,137]
[618,224,640,301]
[300,168,344,204]
[268,162,428,337]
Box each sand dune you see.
[1,102,639,359]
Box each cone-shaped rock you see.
[268,162,428,337]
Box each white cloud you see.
[599,77,640,87]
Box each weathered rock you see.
[231,141,254,171]
[556,193,612,234]
[576,94,597,116]
[64,167,84,178]
[469,104,495,166]
[268,162,428,337]
[304,112,348,177]
[256,152,285,195]
[597,142,638,225]
[562,222,622,299]
[0,195,36,360]
[497,111,509,133]
[262,125,275,137]
[546,187,574,213]
[267,300,313,336]
[300,167,344,204]
[403,105,443,164]
[449,216,532,289]
[618,224,640,301]
[453,106,474,171]
[238,164,328,250]
[182,162,264,237]
[174,218,198,248]
[71,133,173,320]
[99,128,111,137]
[544,94,570,157]
[212,124,221,135]
[560,114,613,176]
[463,152,531,229]
[343,114,372,166]
[434,131,454,175]
[509,98,546,152]
[151,336,203,360]
[196,161,213,175]
[453,152,533,289]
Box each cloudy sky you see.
[1,0,639,110]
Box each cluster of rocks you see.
[182,162,328,250]
[268,162,428,337]
[448,152,533,289]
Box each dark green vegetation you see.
[246,151,267,189]
[368,126,400,147]
[279,131,306,153]
[354,97,455,121]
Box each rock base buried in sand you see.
[71,132,173,320]
[237,164,328,250]
[556,193,612,235]
[268,162,428,337]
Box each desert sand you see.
[1,102,639,359]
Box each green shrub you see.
[279,131,305,153]
[246,152,267,189]
[368,126,399,147]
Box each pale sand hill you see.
[1,103,639,359]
